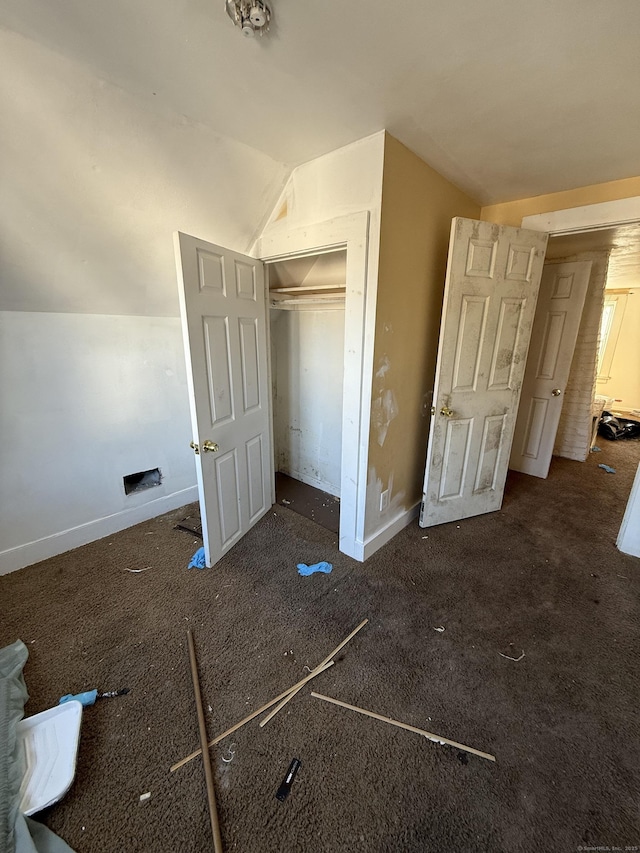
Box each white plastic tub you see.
[17,700,83,815]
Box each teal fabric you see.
[15,816,75,853]
[0,640,75,853]
[0,639,29,853]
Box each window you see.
[596,291,629,382]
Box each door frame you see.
[521,196,640,550]
[256,212,373,561]
[521,196,640,235]
[522,199,640,435]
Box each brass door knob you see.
[202,440,219,453]
[440,405,455,418]
[551,388,562,397]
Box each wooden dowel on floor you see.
[311,692,496,763]
[259,618,369,728]
[187,629,224,853]
[171,659,335,773]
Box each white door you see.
[175,232,272,568]
[420,218,548,528]
[510,260,592,478]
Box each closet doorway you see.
[268,250,346,534]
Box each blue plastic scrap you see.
[598,464,616,474]
[188,546,207,569]
[59,689,98,707]
[297,561,333,576]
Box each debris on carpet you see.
[297,561,332,576]
[59,688,130,707]
[598,464,616,474]
[311,692,496,763]
[186,629,224,852]
[276,758,302,801]
[188,547,207,569]
[171,619,368,772]
[498,645,525,662]
[221,744,236,764]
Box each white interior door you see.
[510,260,592,478]
[174,232,272,568]
[420,218,548,528]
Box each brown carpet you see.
[1,440,639,853]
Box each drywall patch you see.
[421,391,433,418]
[371,355,398,446]
[372,390,398,447]
[375,355,391,379]
[365,466,406,527]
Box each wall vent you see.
[123,468,162,495]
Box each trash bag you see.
[598,411,640,440]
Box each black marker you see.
[276,758,301,801]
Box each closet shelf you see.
[269,281,346,311]
[269,283,346,294]
[270,293,346,311]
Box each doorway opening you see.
[536,226,637,464]
[267,249,346,534]
[508,219,640,541]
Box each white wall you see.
[272,309,345,496]
[553,252,609,461]
[596,286,640,411]
[617,463,640,558]
[258,132,385,238]
[0,313,195,572]
[257,132,385,559]
[0,29,287,573]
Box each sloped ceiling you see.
[2,0,640,204]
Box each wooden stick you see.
[312,692,496,763]
[259,618,368,728]
[171,659,335,772]
[187,630,224,852]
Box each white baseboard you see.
[281,467,340,499]
[0,486,199,576]
[348,502,420,562]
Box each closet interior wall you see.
[268,251,347,497]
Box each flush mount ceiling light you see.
[225,0,272,37]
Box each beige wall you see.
[597,287,640,411]
[481,176,640,227]
[365,134,480,535]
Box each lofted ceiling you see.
[2,0,640,204]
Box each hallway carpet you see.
[1,440,639,853]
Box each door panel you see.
[175,232,272,567]
[510,260,592,478]
[203,316,234,424]
[420,218,548,528]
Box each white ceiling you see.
[2,0,640,203]
[546,223,640,288]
